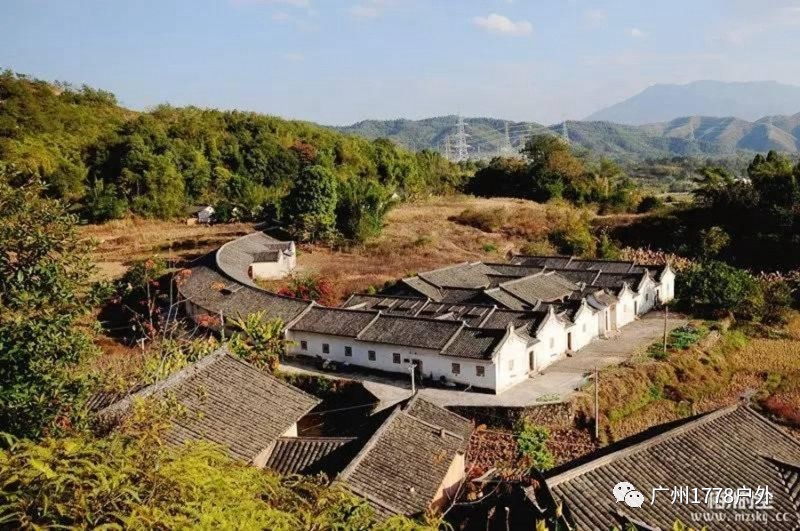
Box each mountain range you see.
[336,81,800,159]
[336,113,800,160]
[586,80,800,125]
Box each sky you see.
[2,0,800,125]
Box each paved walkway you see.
[281,312,689,409]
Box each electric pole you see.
[594,366,600,441]
[663,303,669,356]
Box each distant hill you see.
[585,80,800,125]
[335,113,800,160]
[336,116,548,155]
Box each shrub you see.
[515,419,555,470]
[482,243,498,253]
[637,195,663,213]
[677,261,760,318]
[276,275,337,306]
[546,208,596,257]
[0,428,426,529]
[450,207,508,233]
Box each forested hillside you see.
[337,114,800,159]
[0,71,464,230]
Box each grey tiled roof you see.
[483,263,546,277]
[265,436,358,475]
[417,262,496,289]
[290,306,378,337]
[404,395,473,440]
[400,277,443,300]
[547,406,800,531]
[339,397,471,517]
[252,250,281,263]
[343,294,428,315]
[415,302,495,326]
[509,255,576,269]
[178,254,310,324]
[442,327,505,360]
[358,314,463,350]
[98,348,320,463]
[478,308,545,330]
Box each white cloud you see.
[583,8,607,26]
[472,13,533,36]
[628,27,646,38]
[272,11,291,21]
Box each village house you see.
[97,347,320,466]
[178,231,306,331]
[178,238,675,394]
[449,404,800,530]
[335,395,473,519]
[185,204,215,224]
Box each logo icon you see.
[613,481,644,508]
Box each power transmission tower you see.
[562,120,570,144]
[501,122,513,155]
[443,134,452,160]
[453,115,470,162]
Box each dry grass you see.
[81,218,255,281]
[294,196,559,301]
[579,314,800,442]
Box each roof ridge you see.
[405,395,474,427]
[398,409,465,441]
[547,405,741,486]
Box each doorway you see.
[567,332,573,352]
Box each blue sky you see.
[2,0,800,125]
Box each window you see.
[508,359,514,371]
[393,352,401,364]
[476,365,485,377]
[549,337,555,349]
[300,340,308,351]
[582,323,587,333]
[451,363,461,375]
[344,346,352,357]
[322,343,330,354]
[368,350,376,361]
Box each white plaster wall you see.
[660,270,676,303]
[635,278,657,315]
[493,332,530,393]
[286,331,498,390]
[568,307,598,351]
[251,257,293,280]
[531,316,568,372]
[616,290,637,328]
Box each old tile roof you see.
[404,395,474,440]
[400,277,443,300]
[98,347,320,463]
[546,405,800,531]
[509,255,576,269]
[178,253,310,324]
[358,314,464,350]
[342,294,429,315]
[265,436,358,475]
[417,262,496,289]
[415,302,496,326]
[483,263,546,277]
[484,272,578,309]
[442,327,506,360]
[252,250,281,263]
[290,306,378,337]
[338,397,472,517]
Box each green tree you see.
[0,178,102,438]
[283,164,338,241]
[0,422,435,529]
[336,178,395,242]
[677,261,759,317]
